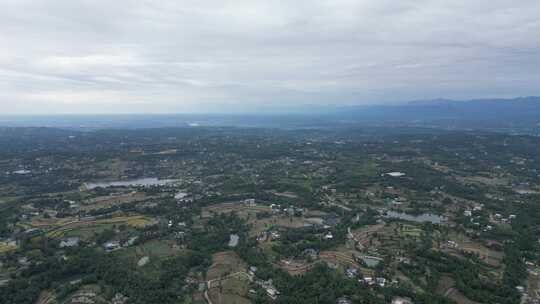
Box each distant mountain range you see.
[328,96,540,132]
[1,96,539,133]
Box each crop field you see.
[201,202,271,218]
[62,284,106,304]
[3,123,540,303]
[135,239,180,258]
[528,273,540,300]
[80,192,149,211]
[208,276,251,304]
[46,215,155,239]
[207,251,247,281]
[34,291,56,304]
[436,276,481,304]
[319,250,361,268]
[276,257,316,276]
[113,240,183,278]
[248,215,309,236]
[31,216,79,229]
[399,225,423,237]
[0,242,17,253]
[206,251,251,304]
[100,215,155,227]
[351,223,386,248]
[458,241,504,267]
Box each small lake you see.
[384,211,444,224]
[84,178,178,190]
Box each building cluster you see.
[248,266,281,300]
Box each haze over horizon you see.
[2,1,540,114]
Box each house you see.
[302,248,318,260]
[67,200,79,209]
[18,257,30,266]
[127,236,139,246]
[266,287,279,300]
[323,213,341,227]
[249,266,258,276]
[270,231,281,240]
[174,192,188,200]
[392,297,413,304]
[256,231,268,242]
[137,256,150,267]
[257,279,280,300]
[13,169,31,175]
[270,204,281,214]
[23,228,42,236]
[198,282,207,292]
[175,192,194,204]
[174,231,185,240]
[396,256,411,264]
[70,292,97,304]
[346,267,359,278]
[244,198,256,206]
[111,293,129,304]
[228,234,239,247]
[324,232,334,240]
[486,240,503,251]
[337,297,352,304]
[285,207,295,216]
[375,277,386,287]
[362,277,374,285]
[104,241,121,251]
[445,240,458,249]
[59,237,80,248]
[376,277,386,287]
[384,172,406,177]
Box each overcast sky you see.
[1,0,539,114]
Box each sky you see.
[1,0,539,114]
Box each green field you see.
[46,215,154,239]
[0,242,17,253]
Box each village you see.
[1,127,539,304]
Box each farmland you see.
[1,126,539,304]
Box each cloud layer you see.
[1,0,539,114]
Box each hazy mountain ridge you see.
[331,96,540,132]
[1,97,539,133]
[339,96,540,119]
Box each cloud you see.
[1,0,539,114]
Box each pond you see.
[84,177,179,190]
[384,211,444,224]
